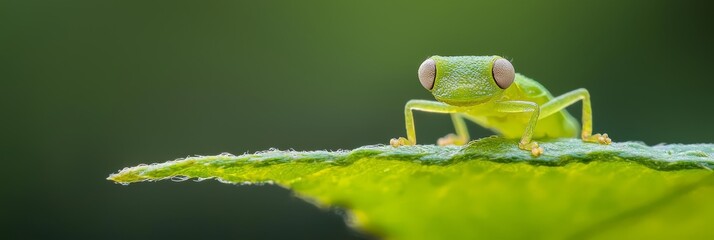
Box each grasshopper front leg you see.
[437,113,471,146]
[539,88,612,144]
[495,100,544,156]
[390,100,468,147]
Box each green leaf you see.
[108,137,714,239]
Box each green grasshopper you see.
[390,56,611,156]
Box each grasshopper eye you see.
[492,58,515,89]
[418,58,436,90]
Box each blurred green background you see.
[2,0,712,239]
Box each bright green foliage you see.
[108,137,714,239]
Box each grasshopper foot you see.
[519,141,544,157]
[390,137,414,147]
[437,133,468,146]
[583,133,612,145]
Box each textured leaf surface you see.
[108,137,714,239]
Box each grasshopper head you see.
[418,55,514,106]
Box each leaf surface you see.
[108,138,714,239]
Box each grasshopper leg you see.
[390,100,465,147]
[436,113,470,146]
[539,88,612,144]
[495,101,544,156]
